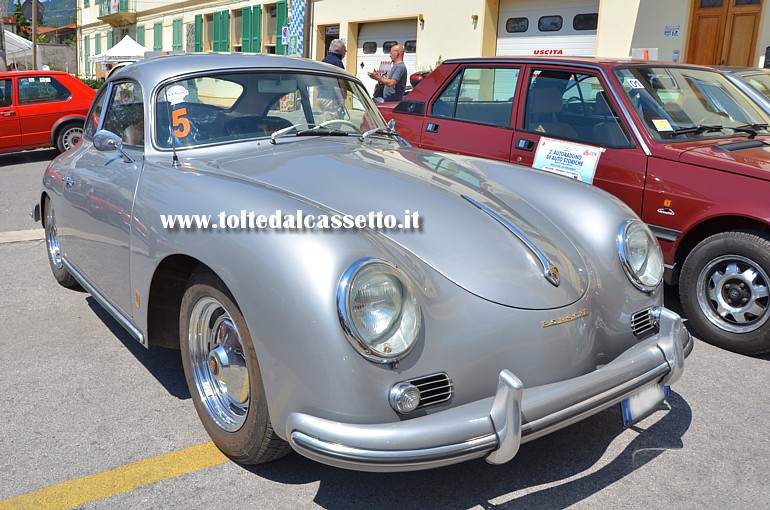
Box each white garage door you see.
[496,0,599,57]
[356,20,418,98]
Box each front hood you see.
[675,138,770,180]
[206,139,590,309]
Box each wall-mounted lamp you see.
[471,14,478,29]
[418,13,424,29]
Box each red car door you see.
[509,65,649,215]
[418,65,522,163]
[17,75,74,147]
[0,77,21,151]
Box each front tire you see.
[56,123,83,153]
[680,231,770,354]
[179,267,291,464]
[44,199,78,288]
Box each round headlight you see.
[338,259,421,363]
[618,219,664,292]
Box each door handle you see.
[425,122,440,133]
[515,138,536,151]
[0,111,14,117]
[63,177,75,188]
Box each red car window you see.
[18,76,71,104]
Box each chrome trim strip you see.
[291,431,498,465]
[521,361,669,441]
[462,195,560,287]
[648,224,681,242]
[62,257,146,347]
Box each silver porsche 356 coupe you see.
[33,54,691,472]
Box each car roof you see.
[114,53,351,87]
[441,56,716,71]
[0,70,72,78]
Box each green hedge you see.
[79,78,104,89]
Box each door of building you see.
[687,0,763,66]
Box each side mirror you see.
[93,130,134,163]
[387,119,396,131]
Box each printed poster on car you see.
[532,137,605,184]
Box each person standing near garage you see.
[322,39,347,69]
[368,44,407,102]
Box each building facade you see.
[77,0,770,81]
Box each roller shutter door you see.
[356,20,418,97]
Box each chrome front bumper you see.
[286,308,690,472]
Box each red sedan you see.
[0,70,95,154]
[381,57,770,355]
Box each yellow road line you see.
[0,442,229,510]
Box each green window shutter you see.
[242,8,251,52]
[154,22,162,51]
[95,33,101,54]
[107,30,114,49]
[213,12,220,51]
[137,26,145,46]
[222,10,230,51]
[275,0,287,55]
[84,0,89,8]
[194,15,202,52]
[252,5,262,53]
[172,19,182,51]
[84,35,90,60]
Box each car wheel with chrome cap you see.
[179,266,291,463]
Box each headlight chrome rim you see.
[617,219,664,293]
[337,257,421,364]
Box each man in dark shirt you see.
[367,44,407,102]
[322,39,347,69]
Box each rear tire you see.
[56,122,83,153]
[679,231,770,354]
[179,267,291,464]
[44,199,78,288]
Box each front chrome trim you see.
[62,258,146,347]
[462,195,560,287]
[486,370,523,464]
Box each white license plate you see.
[621,384,670,426]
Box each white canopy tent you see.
[89,35,147,63]
[4,30,43,70]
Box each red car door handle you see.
[0,111,15,117]
[425,122,440,133]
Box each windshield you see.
[614,66,770,141]
[738,71,770,101]
[155,71,385,149]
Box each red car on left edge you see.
[0,70,96,155]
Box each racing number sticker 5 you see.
[172,108,191,138]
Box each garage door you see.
[496,0,599,57]
[356,20,418,98]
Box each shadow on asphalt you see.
[237,393,691,509]
[0,149,58,167]
[85,296,190,400]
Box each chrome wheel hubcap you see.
[697,255,770,334]
[188,297,249,431]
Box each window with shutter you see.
[242,8,251,52]
[194,15,202,52]
[253,5,262,52]
[137,26,145,46]
[213,12,221,51]
[275,0,287,55]
[154,22,162,51]
[173,19,183,50]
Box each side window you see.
[362,42,377,54]
[524,70,633,148]
[431,67,518,128]
[102,82,145,146]
[0,79,12,107]
[84,85,110,138]
[383,41,397,53]
[18,76,71,104]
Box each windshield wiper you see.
[670,124,725,136]
[296,127,349,137]
[730,123,769,139]
[270,123,308,144]
[359,125,398,142]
